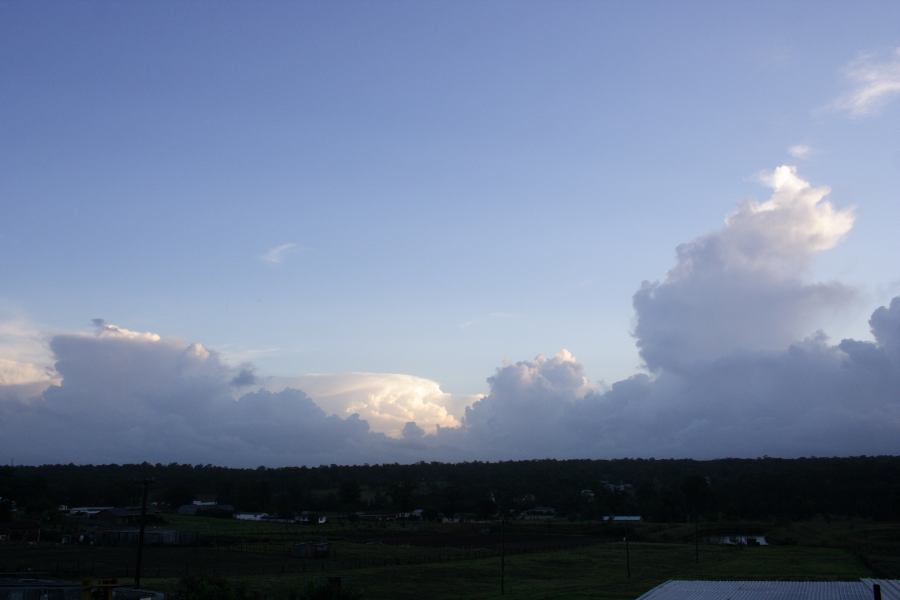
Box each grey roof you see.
[864,580,900,600]
[636,580,900,600]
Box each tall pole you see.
[694,515,699,564]
[625,530,631,578]
[135,478,151,587]
[500,513,506,595]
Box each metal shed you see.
[635,579,900,600]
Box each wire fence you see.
[0,535,611,579]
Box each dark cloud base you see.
[0,296,897,466]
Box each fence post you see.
[625,535,631,578]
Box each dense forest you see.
[2,456,899,522]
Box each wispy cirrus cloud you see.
[261,242,298,265]
[832,47,900,117]
[459,312,517,329]
[788,144,812,160]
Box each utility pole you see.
[624,530,631,578]
[490,491,506,596]
[135,478,153,588]
[694,515,699,563]
[500,510,506,595]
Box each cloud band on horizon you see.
[1,166,898,465]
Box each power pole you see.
[135,478,153,587]
[500,511,506,595]
[490,491,506,596]
[625,531,631,578]
[694,515,699,564]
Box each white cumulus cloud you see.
[91,318,161,342]
[435,165,897,460]
[272,372,461,437]
[435,298,900,460]
[0,318,56,394]
[633,165,854,371]
[0,323,412,466]
[2,166,899,464]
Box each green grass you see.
[11,517,897,599]
[138,542,871,600]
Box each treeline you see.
[2,456,899,522]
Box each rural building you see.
[300,512,353,524]
[516,493,537,506]
[291,541,331,558]
[0,577,81,599]
[404,509,426,520]
[601,481,634,493]
[68,506,114,516]
[234,512,269,521]
[93,507,163,526]
[704,534,768,545]
[99,528,197,546]
[177,501,234,517]
[0,520,41,543]
[635,579,900,600]
[356,512,400,522]
[0,578,166,599]
[519,507,556,520]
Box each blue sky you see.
[2,3,900,461]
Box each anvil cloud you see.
[1,167,898,465]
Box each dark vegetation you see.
[2,456,899,521]
[1,457,899,599]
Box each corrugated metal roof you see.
[862,579,900,600]
[636,580,900,600]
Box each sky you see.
[1,2,900,465]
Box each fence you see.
[0,534,610,579]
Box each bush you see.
[175,575,251,600]
[296,578,363,600]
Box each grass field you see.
[138,542,871,600]
[2,516,896,599]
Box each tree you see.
[681,475,711,519]
[339,480,361,506]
